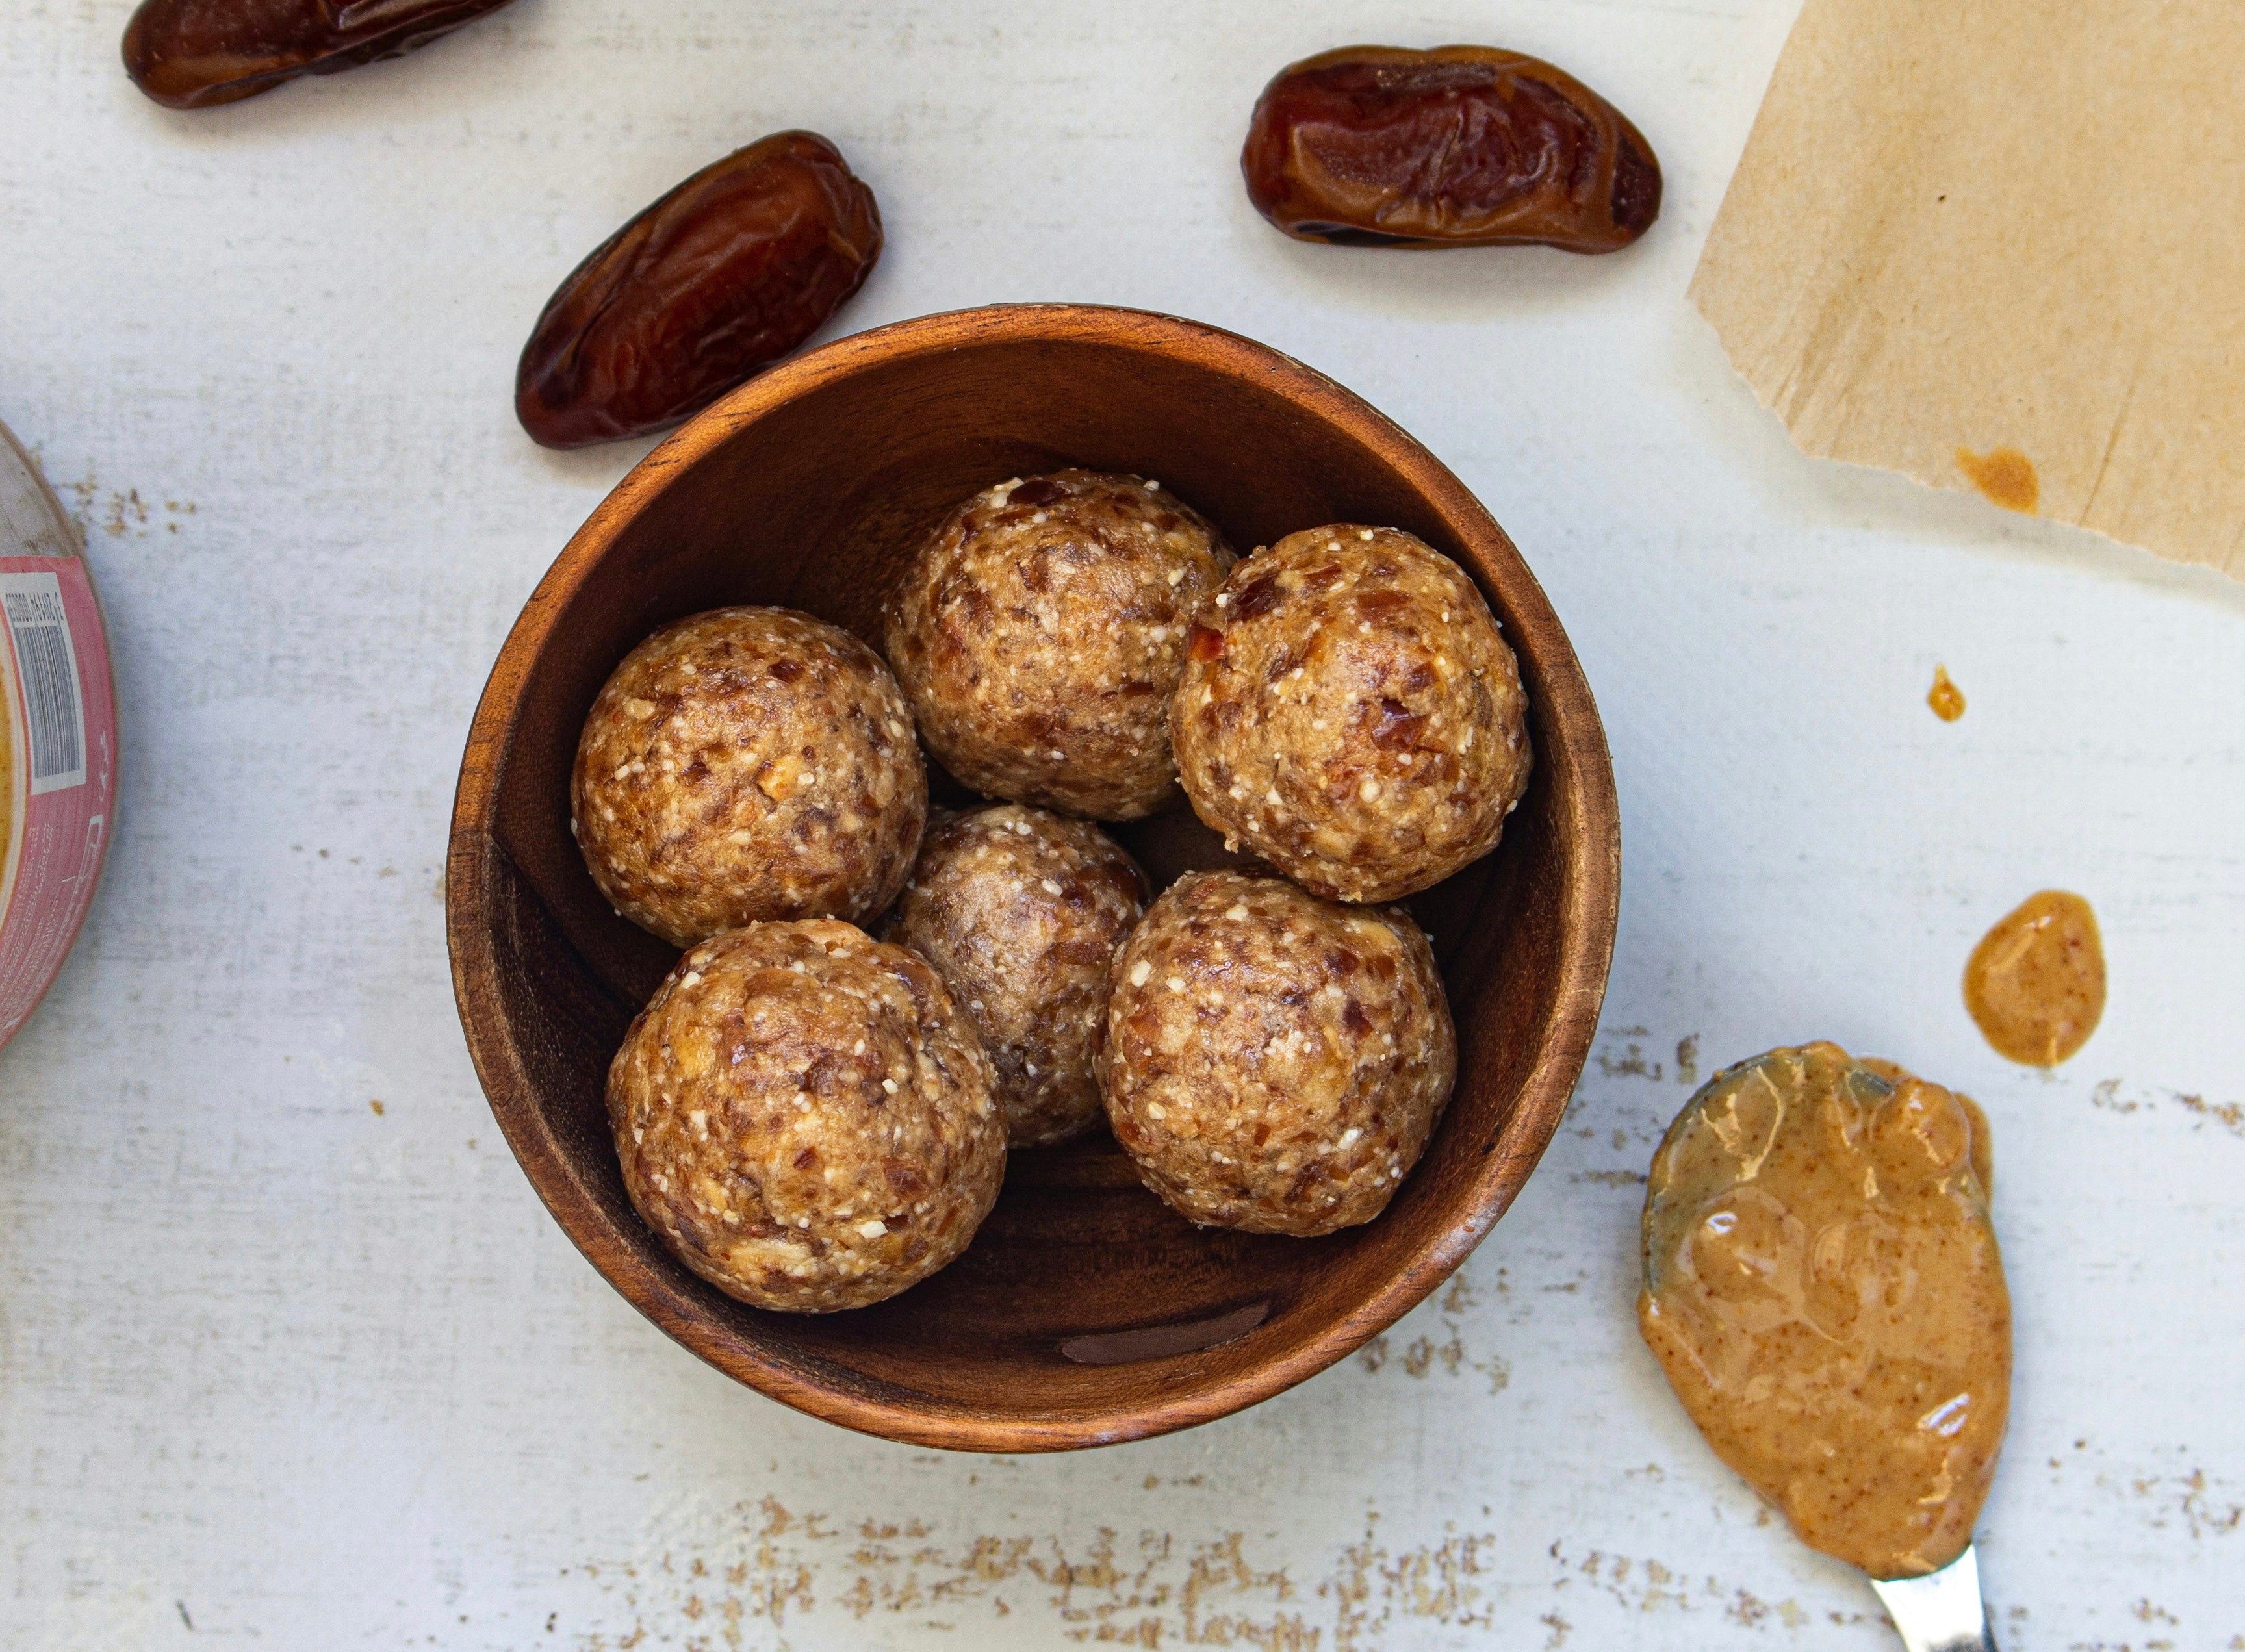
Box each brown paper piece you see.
[1691,0,2245,581]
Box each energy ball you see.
[1100,870,1456,1236]
[881,804,1151,1148]
[573,607,927,948]
[1172,525,1532,904]
[884,469,1235,820]
[608,920,1005,1312]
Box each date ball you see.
[1172,525,1531,904]
[1101,870,1456,1236]
[608,921,1005,1312]
[573,607,927,948]
[884,470,1235,820]
[881,805,1150,1148]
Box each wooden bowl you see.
[447,303,1619,1451]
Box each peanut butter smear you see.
[1955,446,2039,515]
[1639,1043,2011,1579]
[1927,665,1966,722]
[1964,889,2104,1065]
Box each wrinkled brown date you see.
[1242,45,1661,253]
[122,0,516,110]
[515,131,884,450]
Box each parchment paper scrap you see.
[1691,0,2245,581]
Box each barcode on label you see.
[1,574,87,794]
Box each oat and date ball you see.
[572,606,927,948]
[1172,525,1531,904]
[881,804,1151,1149]
[884,469,1235,820]
[1100,870,1457,1236]
[608,920,1005,1312]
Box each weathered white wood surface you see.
[3,3,2241,1647]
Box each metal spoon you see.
[1869,1545,1998,1652]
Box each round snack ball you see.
[573,607,927,948]
[881,804,1151,1148]
[608,920,1005,1312]
[1172,524,1532,904]
[1100,870,1456,1236]
[884,469,1235,820]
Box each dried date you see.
[122,0,517,110]
[1241,45,1660,253]
[515,131,884,450]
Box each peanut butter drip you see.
[1639,1043,2011,1579]
[1964,889,2104,1066]
[1927,665,1966,722]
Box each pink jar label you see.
[0,555,117,1047]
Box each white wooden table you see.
[5,3,2241,1646]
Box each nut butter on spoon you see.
[1639,1044,2009,1647]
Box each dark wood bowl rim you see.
[446,302,1621,1452]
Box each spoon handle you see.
[1869,1545,1998,1652]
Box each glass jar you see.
[0,416,118,1051]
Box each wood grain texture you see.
[448,303,1621,1452]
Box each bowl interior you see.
[452,306,1617,1451]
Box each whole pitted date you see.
[122,0,516,110]
[1242,45,1660,254]
[515,132,884,450]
